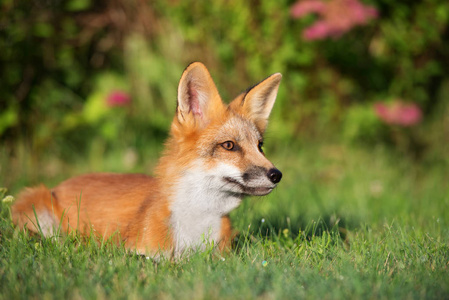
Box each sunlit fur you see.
[11,62,282,258]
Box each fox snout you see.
[243,167,282,184]
[224,166,282,196]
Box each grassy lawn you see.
[1,143,448,299]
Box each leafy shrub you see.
[1,0,449,158]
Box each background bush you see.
[1,0,449,182]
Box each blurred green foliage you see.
[1,0,449,161]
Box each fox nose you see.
[267,168,282,184]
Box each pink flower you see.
[303,20,332,40]
[374,101,422,127]
[291,0,378,40]
[106,91,131,107]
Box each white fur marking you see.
[170,161,243,255]
[36,210,57,237]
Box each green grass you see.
[1,143,448,299]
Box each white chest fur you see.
[170,162,242,255]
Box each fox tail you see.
[11,185,58,236]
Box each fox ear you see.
[177,62,222,126]
[231,73,282,133]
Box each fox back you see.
[12,62,283,257]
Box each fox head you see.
[162,62,282,200]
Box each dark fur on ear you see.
[229,73,282,133]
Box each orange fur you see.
[218,216,233,252]
[12,62,282,258]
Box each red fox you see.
[12,62,283,257]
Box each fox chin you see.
[11,62,283,258]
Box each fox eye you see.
[221,141,235,151]
[258,141,264,153]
